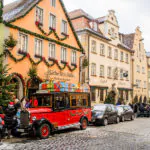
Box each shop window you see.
[19,33,28,52]
[50,13,56,29]
[100,89,104,101]
[91,89,96,101]
[61,20,67,34]
[49,43,55,58]
[36,7,43,24]
[35,38,42,56]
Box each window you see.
[61,47,67,62]
[120,51,124,61]
[50,14,56,29]
[144,81,147,89]
[49,43,55,58]
[50,0,56,7]
[35,96,52,107]
[36,7,43,24]
[125,91,129,101]
[108,47,112,58]
[91,40,96,53]
[35,39,42,56]
[91,63,96,76]
[100,65,104,77]
[125,53,128,63]
[61,20,67,34]
[137,65,140,73]
[19,33,28,52]
[107,67,112,78]
[54,95,68,109]
[93,22,98,31]
[120,69,123,79]
[136,80,141,88]
[71,50,76,64]
[114,49,118,60]
[91,89,96,101]
[100,44,105,55]
[142,67,145,74]
[100,89,104,101]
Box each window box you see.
[35,21,43,26]
[107,77,112,79]
[49,27,56,31]
[18,49,27,55]
[49,57,56,61]
[61,60,68,64]
[71,63,77,67]
[35,54,42,58]
[107,56,112,59]
[99,76,104,78]
[91,75,97,77]
[61,32,69,37]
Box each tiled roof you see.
[120,33,135,49]
[69,9,94,20]
[3,0,40,22]
[117,43,134,53]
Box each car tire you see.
[103,118,108,126]
[37,123,50,139]
[121,116,125,122]
[131,115,134,121]
[116,117,120,124]
[80,118,88,130]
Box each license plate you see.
[17,129,24,132]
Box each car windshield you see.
[93,105,106,112]
[117,107,123,113]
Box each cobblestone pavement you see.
[1,118,150,150]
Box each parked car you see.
[115,106,125,122]
[117,105,134,121]
[91,104,120,126]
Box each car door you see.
[106,105,113,123]
[111,105,117,123]
[124,106,130,119]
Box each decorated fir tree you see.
[0,60,15,106]
[105,91,116,104]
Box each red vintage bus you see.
[14,82,91,139]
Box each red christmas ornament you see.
[27,53,30,58]
[42,57,45,61]
[35,21,39,26]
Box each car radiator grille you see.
[20,111,30,128]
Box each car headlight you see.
[32,116,37,121]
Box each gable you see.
[3,0,83,52]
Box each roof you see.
[120,33,135,49]
[69,9,94,20]
[3,0,40,22]
[96,16,106,23]
[117,43,134,53]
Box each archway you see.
[133,95,138,104]
[10,74,24,100]
[143,96,147,104]
[139,96,142,103]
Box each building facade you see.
[0,0,83,99]
[120,27,148,103]
[69,9,133,105]
[146,53,150,101]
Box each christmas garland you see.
[5,0,84,53]
[0,50,77,72]
[36,22,68,41]
[4,21,82,52]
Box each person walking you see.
[4,102,17,139]
[0,116,4,145]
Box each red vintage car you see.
[14,92,91,139]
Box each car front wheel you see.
[121,116,125,122]
[103,118,108,126]
[37,123,50,139]
[131,115,134,121]
[80,118,88,130]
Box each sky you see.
[4,0,150,51]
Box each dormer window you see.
[89,21,98,31]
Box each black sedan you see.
[91,104,120,126]
[117,105,134,121]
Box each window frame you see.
[61,20,67,34]
[49,13,56,29]
[71,50,77,64]
[49,43,56,59]
[107,66,112,78]
[61,47,67,62]
[50,0,56,7]
[36,6,43,24]
[91,63,96,76]
[100,43,105,56]
[91,40,97,53]
[35,38,43,57]
[100,65,104,77]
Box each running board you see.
[58,122,81,130]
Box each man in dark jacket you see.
[4,102,17,139]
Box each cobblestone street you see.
[1,118,150,150]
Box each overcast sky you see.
[4,0,150,51]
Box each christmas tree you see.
[0,60,15,106]
[105,91,116,104]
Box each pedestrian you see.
[133,103,138,117]
[0,116,5,145]
[13,95,21,110]
[21,96,27,110]
[25,98,31,108]
[4,102,17,139]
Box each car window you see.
[111,105,116,112]
[106,105,112,112]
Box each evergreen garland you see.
[0,50,77,72]
[4,21,82,52]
